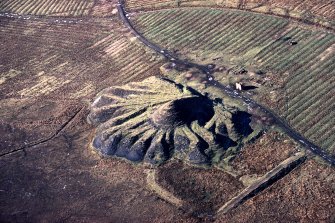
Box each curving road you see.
[116,0,214,75]
[117,0,335,167]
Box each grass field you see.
[253,0,335,19]
[132,8,335,154]
[126,0,177,10]
[126,0,335,19]
[0,17,162,102]
[0,2,334,222]
[0,0,95,16]
[126,0,335,29]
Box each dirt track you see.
[117,0,335,167]
[0,1,334,222]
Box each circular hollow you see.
[150,97,214,128]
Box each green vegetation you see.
[88,77,259,167]
[126,0,335,30]
[126,0,178,10]
[133,8,335,154]
[0,0,94,16]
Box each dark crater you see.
[151,96,214,128]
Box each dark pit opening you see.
[242,85,258,91]
[151,97,215,128]
[232,111,253,137]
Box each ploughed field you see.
[131,8,335,155]
[126,0,335,27]
[1,1,335,222]
[127,0,335,17]
[0,0,95,16]
[0,17,162,102]
[0,15,163,156]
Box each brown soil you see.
[216,160,335,223]
[90,0,118,17]
[157,161,244,217]
[0,16,163,154]
[0,3,334,223]
[231,131,299,176]
[0,14,178,223]
[0,109,197,222]
[0,17,162,101]
[0,99,82,155]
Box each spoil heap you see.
[88,77,253,166]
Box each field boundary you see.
[125,4,335,32]
[118,0,335,167]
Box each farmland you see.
[0,0,96,16]
[0,15,163,157]
[126,0,335,29]
[131,8,335,155]
[126,0,335,20]
[0,0,334,222]
[0,17,162,101]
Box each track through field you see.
[118,0,335,166]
